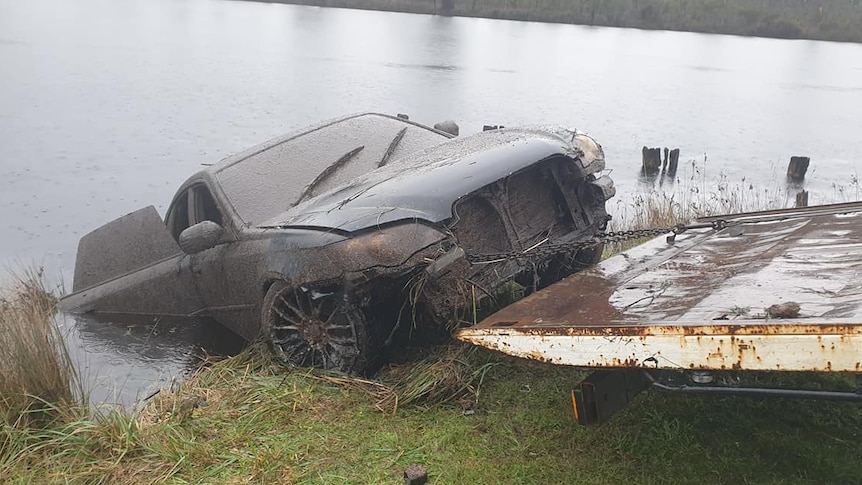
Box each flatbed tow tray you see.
[456,202,862,424]
[457,202,862,374]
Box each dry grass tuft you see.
[295,344,496,415]
[377,344,495,411]
[611,181,790,233]
[0,268,79,427]
[137,344,280,425]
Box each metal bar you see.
[648,376,862,402]
[696,200,862,224]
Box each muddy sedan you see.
[61,113,615,374]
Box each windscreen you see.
[216,115,447,226]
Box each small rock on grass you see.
[404,464,428,485]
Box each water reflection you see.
[65,314,244,406]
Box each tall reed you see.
[609,158,792,232]
[0,268,80,427]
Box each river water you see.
[2,0,862,404]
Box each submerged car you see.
[61,113,615,374]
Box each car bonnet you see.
[257,128,593,233]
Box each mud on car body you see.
[61,113,615,374]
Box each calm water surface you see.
[2,0,862,403]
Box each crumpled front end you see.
[445,137,615,317]
[259,127,615,373]
[264,135,614,348]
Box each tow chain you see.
[465,220,728,264]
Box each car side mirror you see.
[178,221,225,254]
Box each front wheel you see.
[261,281,373,374]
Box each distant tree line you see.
[274,0,862,43]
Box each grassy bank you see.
[3,346,861,483]
[2,268,862,483]
[265,0,862,43]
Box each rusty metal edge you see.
[456,323,862,372]
[456,319,862,337]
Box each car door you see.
[63,204,204,317]
[179,183,266,341]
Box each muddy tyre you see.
[261,281,374,374]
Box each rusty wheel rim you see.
[267,286,360,371]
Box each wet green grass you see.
[3,345,861,484]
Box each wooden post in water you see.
[667,148,680,178]
[662,148,669,173]
[795,190,809,207]
[787,156,810,182]
[641,146,662,175]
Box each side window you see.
[166,184,225,242]
[193,186,223,226]
[166,190,191,241]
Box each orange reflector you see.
[571,389,580,422]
